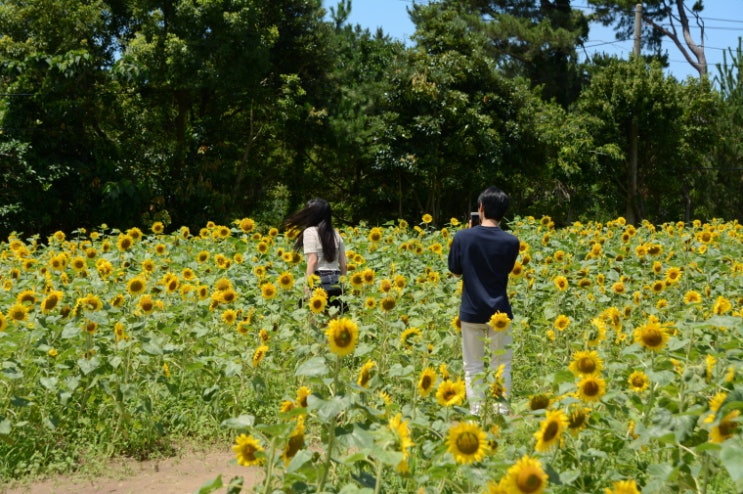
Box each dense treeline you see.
[1,0,741,238]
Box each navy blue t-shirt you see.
[448,225,520,324]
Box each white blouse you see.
[303,226,345,272]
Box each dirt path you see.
[3,447,263,494]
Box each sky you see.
[322,0,743,81]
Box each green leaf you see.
[0,418,11,435]
[196,474,223,494]
[295,356,329,377]
[720,438,743,491]
[221,415,255,430]
[77,357,100,375]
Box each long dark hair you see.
[282,198,338,262]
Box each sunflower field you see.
[1,216,742,494]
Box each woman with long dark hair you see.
[283,198,347,305]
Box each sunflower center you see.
[421,376,432,390]
[569,412,586,429]
[719,420,737,437]
[517,469,545,494]
[643,329,663,347]
[578,358,596,374]
[443,390,456,401]
[583,380,599,397]
[542,421,559,442]
[241,444,257,461]
[334,329,352,348]
[456,431,480,455]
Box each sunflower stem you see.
[372,458,384,494]
[318,356,341,492]
[262,437,278,494]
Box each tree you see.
[589,0,709,76]
[0,0,124,236]
[576,58,720,223]
[427,0,590,107]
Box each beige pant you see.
[460,321,512,414]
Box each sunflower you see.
[604,479,641,494]
[196,250,210,263]
[83,320,98,334]
[281,417,306,464]
[568,350,604,376]
[400,327,422,347]
[389,413,414,471]
[418,367,437,397]
[488,311,511,332]
[447,421,488,464]
[553,314,570,331]
[633,320,670,352]
[357,360,376,388]
[650,280,665,294]
[534,409,568,453]
[435,379,466,407]
[611,281,626,294]
[8,303,29,322]
[127,276,147,296]
[362,268,375,285]
[567,406,590,435]
[576,375,607,403]
[308,294,327,314]
[422,213,433,224]
[664,266,682,284]
[41,291,63,313]
[363,297,376,310]
[553,276,569,291]
[528,394,551,411]
[137,294,156,314]
[222,309,238,325]
[260,282,277,300]
[627,370,650,392]
[252,345,269,367]
[296,386,311,408]
[138,259,154,273]
[70,256,87,272]
[126,227,143,240]
[713,295,732,315]
[277,272,295,290]
[262,328,271,343]
[232,434,264,466]
[325,317,359,357]
[0,313,8,332]
[380,296,396,312]
[238,217,255,233]
[490,364,508,399]
[116,234,134,251]
[220,289,238,304]
[684,290,702,304]
[710,410,740,444]
[503,455,548,494]
[114,322,129,342]
[349,272,364,290]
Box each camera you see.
[470,211,480,226]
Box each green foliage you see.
[0,0,741,241]
[1,216,742,492]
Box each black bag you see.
[316,270,343,297]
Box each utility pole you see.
[627,3,642,224]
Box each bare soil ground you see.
[2,447,263,494]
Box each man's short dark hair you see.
[478,186,510,221]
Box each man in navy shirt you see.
[448,186,520,415]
